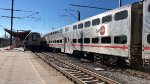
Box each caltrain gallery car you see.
[42,0,150,68]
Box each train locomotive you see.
[41,0,150,69]
[24,32,41,51]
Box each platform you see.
[0,47,73,84]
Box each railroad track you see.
[35,52,120,84]
[49,52,150,80]
[122,69,150,80]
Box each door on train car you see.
[64,37,71,53]
[64,37,67,52]
[142,0,150,64]
[130,2,143,67]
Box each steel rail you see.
[35,52,120,84]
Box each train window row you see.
[73,10,128,30]
[49,29,63,35]
[72,35,127,44]
[49,40,62,43]
[49,35,127,44]
[50,10,128,34]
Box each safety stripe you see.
[144,47,150,50]
[49,43,128,50]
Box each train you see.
[41,0,150,69]
[23,32,41,51]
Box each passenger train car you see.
[24,32,41,51]
[42,0,150,68]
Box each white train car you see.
[43,0,150,68]
[142,0,150,68]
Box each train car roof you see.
[30,32,40,34]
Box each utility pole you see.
[64,9,80,21]
[10,0,14,48]
[5,30,6,45]
[119,0,122,7]
[77,9,80,21]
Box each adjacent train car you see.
[24,32,41,51]
[42,0,150,68]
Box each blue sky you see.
[0,0,139,37]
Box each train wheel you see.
[87,52,94,61]
[93,53,103,63]
[116,57,126,68]
[73,50,79,58]
[52,48,56,53]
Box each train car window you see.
[92,18,100,26]
[147,34,150,44]
[148,5,150,12]
[60,40,62,43]
[49,41,51,43]
[101,37,111,44]
[32,34,38,41]
[78,23,83,29]
[102,15,112,23]
[84,38,90,44]
[54,40,57,43]
[73,25,77,30]
[57,31,59,34]
[84,21,91,27]
[114,36,127,44]
[53,40,55,43]
[55,31,57,34]
[57,40,59,43]
[115,10,128,21]
[73,39,77,43]
[92,37,99,43]
[78,38,83,43]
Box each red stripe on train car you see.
[49,43,128,50]
[144,47,150,50]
